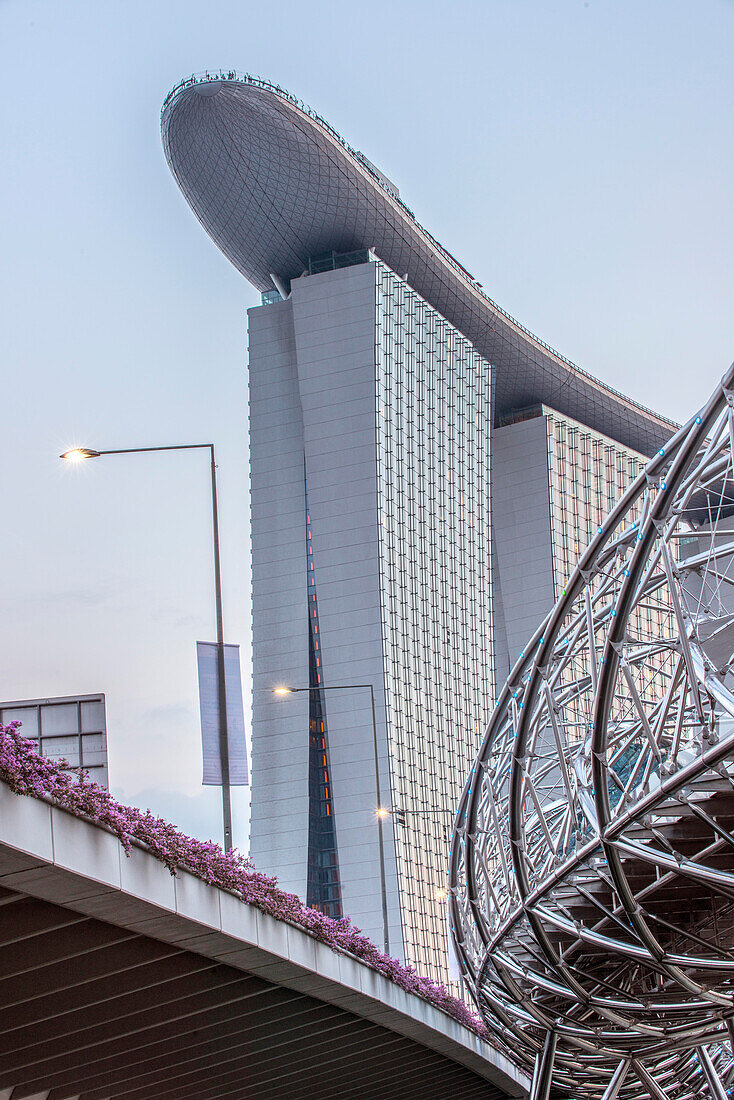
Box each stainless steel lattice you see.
[451,365,734,1099]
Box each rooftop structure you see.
[161,71,675,458]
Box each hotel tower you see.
[162,73,673,984]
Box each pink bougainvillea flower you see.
[0,722,488,1040]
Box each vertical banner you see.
[197,641,248,786]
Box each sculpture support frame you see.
[452,365,734,1099]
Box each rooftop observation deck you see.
[161,71,676,457]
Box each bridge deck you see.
[0,782,526,1099]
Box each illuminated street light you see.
[59,448,101,462]
[61,441,235,851]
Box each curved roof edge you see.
[161,71,677,456]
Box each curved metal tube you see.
[451,365,734,1098]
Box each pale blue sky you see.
[1,0,732,849]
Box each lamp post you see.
[274,682,390,954]
[60,444,233,852]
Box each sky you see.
[1,0,732,851]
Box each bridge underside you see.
[0,788,524,1100]
[0,884,504,1100]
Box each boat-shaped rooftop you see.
[162,72,675,456]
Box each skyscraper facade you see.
[162,72,673,984]
[492,407,647,674]
[248,254,494,974]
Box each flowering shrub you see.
[0,723,487,1038]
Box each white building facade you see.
[248,259,650,984]
[250,256,494,977]
[162,72,673,985]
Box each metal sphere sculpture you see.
[451,366,734,1100]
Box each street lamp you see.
[273,682,390,954]
[60,443,234,851]
[60,448,102,461]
